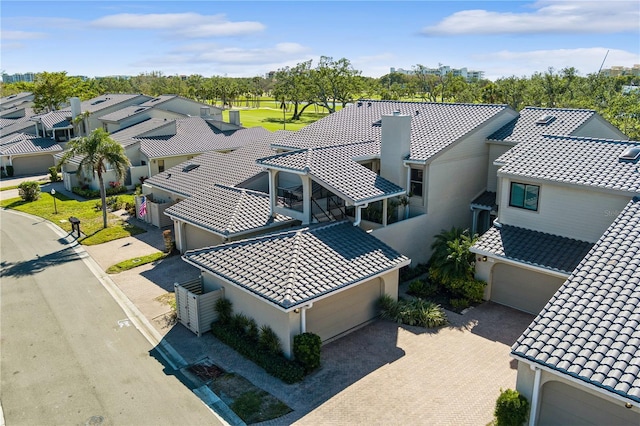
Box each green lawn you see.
[223,105,340,132]
[1,192,145,245]
[106,251,167,274]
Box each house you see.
[0,92,34,111]
[471,107,628,235]
[182,220,410,358]
[471,136,640,315]
[0,133,62,176]
[511,196,640,425]
[143,131,287,231]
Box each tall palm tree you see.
[58,128,130,229]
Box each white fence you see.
[174,278,223,337]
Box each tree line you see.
[2,58,639,139]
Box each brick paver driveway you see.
[273,301,535,426]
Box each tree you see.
[428,227,476,285]
[310,56,362,113]
[33,71,74,112]
[273,60,315,120]
[58,129,130,229]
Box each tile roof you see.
[79,94,151,114]
[472,224,593,274]
[109,118,172,148]
[145,133,278,197]
[32,111,71,129]
[137,117,268,158]
[470,191,497,210]
[488,107,598,142]
[257,141,405,204]
[182,221,410,310]
[271,100,512,162]
[164,184,294,237]
[0,133,62,155]
[496,136,640,194]
[512,197,640,403]
[99,106,152,122]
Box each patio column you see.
[301,175,311,225]
[528,365,542,426]
[268,170,277,216]
[471,208,480,236]
[382,198,388,226]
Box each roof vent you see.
[357,101,363,107]
[535,114,555,125]
[91,99,107,105]
[372,119,382,127]
[134,107,146,113]
[182,164,200,172]
[415,110,420,115]
[619,146,640,163]
[367,102,372,107]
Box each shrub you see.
[230,313,252,337]
[378,295,448,328]
[450,298,470,311]
[18,181,41,201]
[446,277,487,303]
[48,166,61,182]
[259,325,283,356]
[293,332,321,372]
[214,298,233,325]
[408,279,438,299]
[6,165,14,177]
[494,389,529,426]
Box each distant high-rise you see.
[390,65,485,82]
[600,64,640,77]
[2,72,36,84]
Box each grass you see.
[0,180,49,191]
[106,251,167,274]
[223,105,340,132]
[0,192,146,245]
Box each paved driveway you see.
[163,300,535,426]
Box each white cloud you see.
[474,47,640,79]
[91,13,265,37]
[422,1,640,35]
[1,30,46,40]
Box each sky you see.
[1,0,639,81]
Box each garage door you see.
[12,155,55,176]
[538,381,640,425]
[491,263,566,314]
[306,278,382,342]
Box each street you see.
[0,209,222,426]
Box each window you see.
[158,159,165,173]
[509,182,539,211]
[410,168,424,197]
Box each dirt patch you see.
[187,361,291,424]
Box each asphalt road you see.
[0,210,222,426]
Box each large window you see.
[509,182,539,211]
[410,168,424,197]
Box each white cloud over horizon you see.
[422,0,640,35]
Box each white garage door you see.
[491,263,566,314]
[12,155,55,176]
[539,381,640,425]
[306,278,382,342]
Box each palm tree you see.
[58,128,130,229]
[428,227,476,285]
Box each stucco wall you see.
[486,143,512,192]
[573,116,628,140]
[184,224,224,251]
[498,178,632,242]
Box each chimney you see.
[229,110,241,126]
[380,110,411,188]
[200,106,210,117]
[70,97,81,119]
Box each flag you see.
[139,196,147,217]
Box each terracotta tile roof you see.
[145,133,278,197]
[0,133,62,155]
[512,197,640,403]
[271,100,512,162]
[472,224,593,274]
[496,136,640,194]
[258,141,405,204]
[489,107,598,142]
[165,184,294,237]
[137,117,268,158]
[182,221,410,310]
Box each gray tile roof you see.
[165,184,294,237]
[80,94,151,114]
[488,107,598,142]
[182,221,410,310]
[99,106,152,122]
[496,136,640,194]
[472,224,593,274]
[512,197,640,403]
[137,117,268,158]
[271,100,512,162]
[138,95,178,107]
[470,191,497,210]
[257,141,405,204]
[32,111,71,129]
[109,118,172,148]
[145,133,278,197]
[0,133,62,155]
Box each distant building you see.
[2,72,36,84]
[601,64,640,77]
[390,65,485,82]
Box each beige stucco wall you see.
[498,178,632,242]
[372,214,428,264]
[147,155,197,176]
[184,224,224,251]
[486,143,512,192]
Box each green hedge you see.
[494,388,529,426]
[72,185,127,199]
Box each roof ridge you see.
[540,134,640,145]
[226,188,248,234]
[281,229,304,306]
